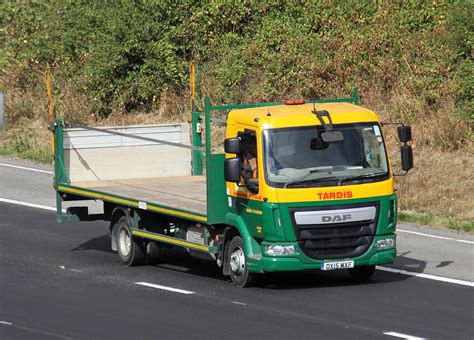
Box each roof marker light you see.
[284,99,305,105]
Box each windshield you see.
[263,123,389,188]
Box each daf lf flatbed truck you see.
[52,92,413,287]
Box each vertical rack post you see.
[204,96,213,220]
[189,61,204,175]
[189,62,196,109]
[191,100,203,175]
[44,67,56,156]
[53,119,69,185]
[204,96,212,168]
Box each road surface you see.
[1,156,473,339]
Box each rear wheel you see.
[228,236,257,288]
[348,265,376,281]
[146,241,164,265]
[115,216,145,266]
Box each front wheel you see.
[348,265,376,281]
[227,236,257,288]
[115,216,145,266]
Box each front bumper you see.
[248,234,396,273]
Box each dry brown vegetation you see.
[1,1,472,230]
[1,81,472,230]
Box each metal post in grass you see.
[0,91,4,131]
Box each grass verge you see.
[398,211,473,233]
[0,117,472,233]
[0,119,52,164]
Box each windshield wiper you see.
[337,173,386,185]
[283,173,387,188]
[281,167,349,188]
[284,176,340,188]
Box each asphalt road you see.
[1,157,473,339]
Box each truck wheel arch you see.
[109,206,132,252]
[223,213,263,274]
[221,226,240,276]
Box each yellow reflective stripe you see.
[147,205,207,222]
[57,185,207,223]
[229,177,394,204]
[132,230,209,252]
[58,185,138,206]
[273,178,394,203]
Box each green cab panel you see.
[227,194,398,273]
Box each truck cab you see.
[223,101,412,285]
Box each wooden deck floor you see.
[73,176,207,215]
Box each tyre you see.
[115,216,145,266]
[146,241,162,265]
[227,236,257,288]
[348,265,376,281]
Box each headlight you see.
[264,245,296,256]
[375,237,396,249]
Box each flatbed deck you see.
[71,175,207,215]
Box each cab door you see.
[227,126,264,238]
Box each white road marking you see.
[0,321,70,339]
[383,331,425,339]
[455,239,474,244]
[398,229,474,244]
[378,266,474,287]
[232,301,247,306]
[0,163,52,174]
[0,198,56,211]
[1,198,473,289]
[135,282,195,295]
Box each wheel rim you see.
[118,227,131,257]
[229,246,245,276]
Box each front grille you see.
[291,203,379,260]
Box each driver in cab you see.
[242,151,258,182]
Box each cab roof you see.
[227,102,380,129]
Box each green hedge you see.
[1,0,472,122]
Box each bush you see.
[0,1,472,129]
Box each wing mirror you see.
[312,109,344,143]
[321,131,344,143]
[398,125,413,172]
[397,125,412,143]
[224,137,240,154]
[224,157,241,183]
[401,145,413,172]
[224,137,243,183]
[382,122,414,175]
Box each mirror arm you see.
[381,121,405,127]
[393,171,408,177]
[382,121,411,145]
[312,109,334,131]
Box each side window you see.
[238,130,258,185]
[362,125,386,171]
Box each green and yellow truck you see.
[52,90,413,287]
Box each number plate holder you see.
[320,260,354,271]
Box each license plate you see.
[321,260,354,271]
